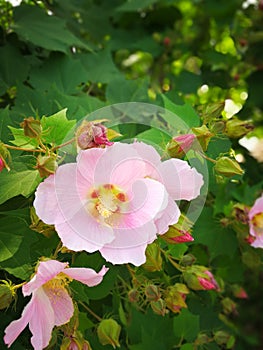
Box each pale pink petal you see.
[43,285,73,326]
[54,163,91,222]
[248,195,263,220]
[33,174,64,225]
[155,197,181,234]
[76,147,105,183]
[23,260,68,296]
[251,237,263,248]
[132,141,161,176]
[119,178,168,229]
[156,159,204,200]
[91,143,147,190]
[55,207,114,252]
[64,265,108,287]
[29,288,55,350]
[4,296,34,348]
[100,222,157,265]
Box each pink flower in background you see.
[248,194,263,248]
[4,260,108,350]
[34,142,203,266]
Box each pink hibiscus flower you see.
[248,194,263,248]
[4,260,108,350]
[34,142,203,266]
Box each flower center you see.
[252,212,263,236]
[43,272,71,290]
[87,184,128,226]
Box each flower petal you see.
[76,147,105,183]
[23,260,68,296]
[120,178,168,229]
[29,288,55,350]
[249,195,263,220]
[64,265,108,287]
[4,296,34,348]
[43,285,73,326]
[156,159,204,200]
[132,141,161,175]
[155,197,181,234]
[100,221,157,265]
[33,174,64,225]
[55,207,115,252]
[91,143,147,190]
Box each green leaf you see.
[0,44,29,95]
[161,94,200,128]
[193,207,238,259]
[116,0,159,12]
[136,127,171,149]
[13,4,91,54]
[29,53,88,94]
[0,232,23,263]
[173,309,199,342]
[0,170,41,205]
[41,109,76,145]
[8,126,39,149]
[180,344,194,350]
[0,108,12,143]
[80,49,120,84]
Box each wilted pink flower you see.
[198,270,219,290]
[0,157,5,172]
[34,142,203,266]
[248,194,263,248]
[77,122,113,150]
[4,260,108,350]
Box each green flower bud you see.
[145,285,161,302]
[20,117,42,138]
[221,297,237,315]
[97,319,121,348]
[142,242,162,272]
[225,118,254,138]
[150,298,167,316]
[166,134,196,159]
[192,125,214,151]
[195,332,211,345]
[214,156,244,177]
[0,281,15,309]
[128,289,139,303]
[214,331,235,348]
[36,155,58,177]
[180,254,196,266]
[164,283,189,313]
[201,101,225,122]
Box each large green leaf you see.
[29,53,88,94]
[12,4,91,54]
[8,126,39,149]
[41,109,76,145]
[173,309,199,342]
[0,108,12,143]
[116,0,159,12]
[0,232,23,263]
[0,44,29,95]
[0,170,41,205]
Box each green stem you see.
[51,137,76,151]
[5,144,44,153]
[198,151,216,164]
[79,301,102,322]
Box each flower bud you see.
[0,142,11,171]
[128,289,139,303]
[0,281,15,309]
[97,319,121,348]
[145,285,161,302]
[142,242,162,272]
[192,125,213,151]
[166,134,195,159]
[225,118,254,138]
[231,285,248,299]
[150,298,167,316]
[162,225,194,244]
[164,283,189,313]
[221,297,237,315]
[36,155,58,177]
[180,254,196,266]
[183,266,219,291]
[201,101,225,122]
[232,204,249,225]
[214,157,244,177]
[30,207,55,237]
[76,121,113,150]
[195,333,211,345]
[20,117,42,138]
[214,331,235,348]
